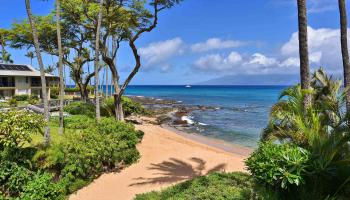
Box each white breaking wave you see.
[181,116,194,124]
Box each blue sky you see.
[0,0,347,85]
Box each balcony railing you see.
[0,82,15,87]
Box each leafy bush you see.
[246,142,309,190]
[20,172,65,200]
[64,101,95,118]
[102,97,148,117]
[13,94,29,101]
[8,98,17,107]
[64,115,95,129]
[50,87,59,99]
[0,110,45,148]
[0,161,32,196]
[28,95,39,105]
[135,172,277,200]
[34,118,143,193]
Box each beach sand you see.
[69,124,251,200]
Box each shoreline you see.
[161,124,253,157]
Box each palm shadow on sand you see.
[129,157,227,186]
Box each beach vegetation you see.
[247,69,350,199]
[135,172,278,200]
[0,109,143,199]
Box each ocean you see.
[104,85,287,148]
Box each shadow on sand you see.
[130,157,227,186]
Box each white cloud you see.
[139,37,184,70]
[191,38,245,52]
[281,26,343,72]
[248,53,277,66]
[193,52,243,71]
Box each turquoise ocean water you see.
[103,85,287,148]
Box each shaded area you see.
[130,157,226,186]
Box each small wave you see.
[198,122,208,126]
[177,101,183,103]
[181,116,194,124]
[156,98,163,101]
[136,95,144,98]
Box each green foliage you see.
[28,95,39,105]
[102,97,149,117]
[0,161,32,196]
[135,172,277,200]
[20,172,65,200]
[50,87,59,99]
[245,142,309,190]
[255,68,350,199]
[0,110,45,148]
[8,98,17,107]
[64,115,95,129]
[34,117,143,193]
[13,94,29,101]
[64,101,95,118]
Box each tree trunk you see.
[297,0,311,110]
[113,93,124,121]
[25,0,50,145]
[56,0,64,135]
[94,0,104,122]
[339,0,350,113]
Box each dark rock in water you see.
[173,119,188,126]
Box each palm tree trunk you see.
[56,0,64,135]
[94,0,104,122]
[297,0,311,110]
[339,0,350,113]
[25,0,50,144]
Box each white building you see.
[0,63,59,99]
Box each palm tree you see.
[297,0,311,110]
[339,0,350,114]
[56,0,64,135]
[94,0,104,121]
[25,0,50,145]
[25,51,35,65]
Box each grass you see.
[134,172,277,200]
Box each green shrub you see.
[28,95,39,105]
[64,101,95,117]
[102,97,148,117]
[50,87,59,99]
[246,142,309,190]
[0,110,45,149]
[64,115,95,129]
[13,94,29,101]
[0,161,32,196]
[8,98,17,107]
[34,118,142,193]
[135,172,277,200]
[20,172,65,200]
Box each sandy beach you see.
[69,124,252,200]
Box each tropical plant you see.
[259,69,350,199]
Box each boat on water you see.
[185,85,191,88]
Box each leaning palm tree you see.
[94,0,104,121]
[56,0,64,135]
[297,0,311,111]
[25,0,50,145]
[339,0,350,114]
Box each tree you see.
[94,0,104,121]
[25,0,50,145]
[25,51,35,65]
[297,0,311,110]
[339,0,350,114]
[0,29,14,64]
[56,0,65,134]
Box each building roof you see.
[0,63,56,77]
